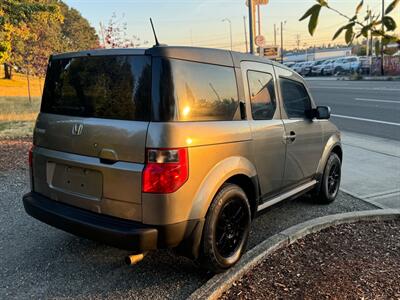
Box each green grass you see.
[0,96,41,117]
[0,96,40,138]
[0,121,35,138]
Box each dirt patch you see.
[0,137,32,171]
[221,220,400,300]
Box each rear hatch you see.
[32,54,151,221]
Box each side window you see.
[247,70,277,120]
[157,58,239,121]
[280,78,312,119]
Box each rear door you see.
[274,67,323,189]
[241,61,286,199]
[32,54,151,221]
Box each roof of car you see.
[51,45,292,71]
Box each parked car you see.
[332,56,362,74]
[283,61,296,68]
[291,62,305,74]
[300,61,316,76]
[23,46,342,273]
[309,60,326,76]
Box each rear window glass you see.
[154,58,239,121]
[41,55,151,121]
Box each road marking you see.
[355,98,400,104]
[310,86,400,91]
[331,114,400,126]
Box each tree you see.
[0,0,60,78]
[59,3,99,52]
[299,0,399,46]
[0,0,99,79]
[103,13,148,48]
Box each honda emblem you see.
[71,123,84,136]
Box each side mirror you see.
[315,106,331,119]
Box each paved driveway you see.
[0,169,375,299]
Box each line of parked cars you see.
[285,56,369,77]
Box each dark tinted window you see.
[280,78,311,118]
[247,71,276,120]
[41,55,151,121]
[155,58,239,121]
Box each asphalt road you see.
[1,170,376,299]
[307,79,400,141]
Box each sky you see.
[64,0,400,51]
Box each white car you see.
[310,60,326,76]
[301,61,316,76]
[332,57,361,74]
[292,62,305,74]
[312,59,335,76]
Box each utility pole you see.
[248,0,255,54]
[280,21,284,63]
[366,6,369,56]
[243,16,249,53]
[295,34,301,52]
[274,24,277,46]
[257,4,261,36]
[380,0,385,76]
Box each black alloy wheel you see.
[314,152,341,204]
[215,197,249,258]
[327,162,340,197]
[199,183,251,273]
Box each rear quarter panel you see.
[142,121,255,225]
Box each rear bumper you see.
[23,192,203,253]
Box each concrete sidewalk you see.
[340,131,400,208]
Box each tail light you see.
[142,148,188,193]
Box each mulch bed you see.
[0,137,32,171]
[221,220,400,300]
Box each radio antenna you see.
[150,18,160,47]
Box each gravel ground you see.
[0,137,31,171]
[0,138,377,299]
[221,220,400,300]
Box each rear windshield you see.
[41,55,151,121]
[153,58,239,122]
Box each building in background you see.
[284,47,352,62]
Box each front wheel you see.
[315,153,341,204]
[199,183,251,273]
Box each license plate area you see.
[47,162,103,200]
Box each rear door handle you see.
[99,148,118,164]
[283,131,296,143]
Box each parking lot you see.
[1,79,398,299]
[1,163,375,299]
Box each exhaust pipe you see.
[125,253,147,265]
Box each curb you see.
[189,209,400,300]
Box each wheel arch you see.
[189,156,259,221]
[225,174,259,219]
[316,133,342,183]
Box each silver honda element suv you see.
[23,46,342,273]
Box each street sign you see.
[255,35,266,47]
[258,46,279,59]
[246,0,269,6]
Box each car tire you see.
[314,153,341,204]
[198,183,251,273]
